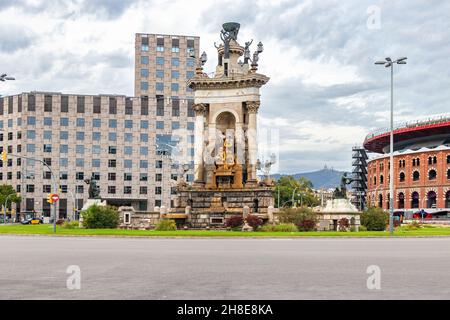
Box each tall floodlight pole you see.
[375,57,407,236]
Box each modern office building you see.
[364,114,450,211]
[0,91,196,220]
[134,33,200,98]
[0,32,201,220]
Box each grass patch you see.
[1,224,450,237]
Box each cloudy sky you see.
[0,0,449,174]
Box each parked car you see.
[21,217,44,225]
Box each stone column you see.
[246,101,260,186]
[193,103,206,185]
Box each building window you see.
[124,173,132,181]
[141,120,149,129]
[76,118,85,127]
[186,71,194,79]
[141,69,149,77]
[27,94,36,111]
[171,57,179,66]
[76,132,85,141]
[76,158,84,167]
[77,96,85,113]
[60,172,68,180]
[92,145,101,154]
[156,121,164,129]
[171,83,179,91]
[26,185,35,193]
[44,95,52,112]
[44,117,52,126]
[140,147,148,155]
[141,44,149,52]
[124,186,132,194]
[60,158,68,167]
[187,122,194,130]
[109,98,117,114]
[141,97,149,115]
[125,99,133,115]
[26,144,35,153]
[108,186,116,194]
[108,146,117,154]
[399,172,405,182]
[92,159,101,167]
[140,173,148,181]
[172,121,180,130]
[124,120,133,129]
[140,160,148,169]
[156,82,164,91]
[140,82,148,91]
[156,57,164,65]
[108,159,116,168]
[155,187,162,195]
[43,185,51,193]
[76,145,85,154]
[140,187,147,195]
[109,119,117,128]
[171,70,179,78]
[124,160,132,168]
[76,172,84,180]
[61,95,68,112]
[447,169,450,180]
[108,173,116,181]
[60,131,68,140]
[124,146,132,155]
[43,144,52,153]
[43,131,52,140]
[428,169,437,180]
[27,116,36,125]
[124,133,133,142]
[92,119,101,128]
[60,118,69,126]
[379,175,384,184]
[92,132,101,141]
[187,58,195,68]
[156,70,164,78]
[60,185,68,193]
[413,171,420,181]
[140,133,148,142]
[141,56,149,64]
[93,96,101,113]
[109,132,117,141]
[156,160,163,169]
[27,130,36,139]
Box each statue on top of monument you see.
[333,173,353,199]
[220,22,240,59]
[84,174,101,199]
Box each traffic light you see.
[47,193,54,204]
[1,150,6,162]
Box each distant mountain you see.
[270,168,347,189]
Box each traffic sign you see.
[51,194,59,203]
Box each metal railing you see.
[365,113,450,142]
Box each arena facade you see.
[363,114,450,212]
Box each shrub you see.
[81,205,120,229]
[338,218,350,232]
[246,215,263,230]
[225,215,244,229]
[155,219,177,231]
[62,221,79,229]
[360,207,389,231]
[359,225,367,232]
[56,219,65,226]
[404,220,423,230]
[279,207,317,231]
[260,223,298,232]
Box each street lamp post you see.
[375,56,407,236]
[3,193,17,224]
[291,187,298,208]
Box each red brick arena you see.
[364,114,450,216]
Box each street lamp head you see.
[385,57,392,62]
[375,61,386,65]
[385,62,392,68]
[397,57,407,62]
[397,61,407,64]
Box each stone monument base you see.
[171,187,274,228]
[81,198,107,211]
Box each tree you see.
[81,205,119,229]
[0,184,21,213]
[273,176,319,208]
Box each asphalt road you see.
[1,235,450,300]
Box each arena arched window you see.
[411,191,419,209]
[428,157,432,165]
[373,176,377,185]
[433,156,437,164]
[446,190,450,208]
[428,169,437,180]
[380,175,384,184]
[399,172,405,182]
[412,159,416,166]
[447,155,450,164]
[413,171,420,181]
[417,158,420,166]
[398,193,405,209]
[447,169,450,180]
